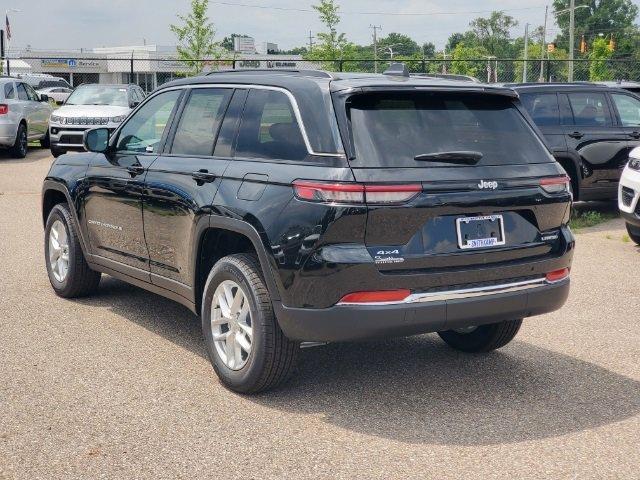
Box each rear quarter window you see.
[346,92,553,168]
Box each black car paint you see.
[512,84,640,201]
[43,73,574,341]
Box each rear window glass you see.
[520,93,560,126]
[346,93,552,168]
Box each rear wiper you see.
[414,151,483,165]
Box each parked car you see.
[0,77,53,158]
[596,80,640,95]
[509,83,640,201]
[37,86,73,105]
[42,65,574,393]
[17,73,72,90]
[619,146,640,244]
[48,83,145,157]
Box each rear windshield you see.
[346,92,552,168]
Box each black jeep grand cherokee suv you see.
[42,66,574,393]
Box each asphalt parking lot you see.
[1,148,639,480]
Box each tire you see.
[438,319,523,353]
[10,123,28,158]
[202,253,298,393]
[44,203,101,298]
[40,130,50,148]
[626,222,640,246]
[51,147,66,158]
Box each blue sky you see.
[7,0,640,52]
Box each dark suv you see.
[42,66,574,393]
[510,83,640,201]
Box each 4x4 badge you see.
[478,180,498,190]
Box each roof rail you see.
[205,69,334,79]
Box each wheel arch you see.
[193,216,282,315]
[41,180,90,257]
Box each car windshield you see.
[65,85,129,107]
[38,80,70,89]
[346,92,552,167]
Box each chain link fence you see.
[5,56,640,92]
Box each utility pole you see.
[523,23,530,82]
[370,24,381,73]
[569,0,575,81]
[308,30,315,53]
[540,5,548,82]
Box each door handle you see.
[191,169,216,185]
[568,131,584,139]
[126,165,145,177]
[629,131,640,139]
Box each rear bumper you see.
[274,277,570,342]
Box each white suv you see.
[49,84,145,157]
[619,146,640,245]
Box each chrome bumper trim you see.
[339,277,566,306]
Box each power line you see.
[209,1,547,17]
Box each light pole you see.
[370,25,382,73]
[554,3,589,81]
[523,23,530,82]
[386,44,400,60]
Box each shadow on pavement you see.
[80,276,640,447]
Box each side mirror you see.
[130,100,140,109]
[39,94,49,102]
[84,128,110,153]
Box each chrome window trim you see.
[338,277,568,306]
[126,83,345,158]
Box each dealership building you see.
[12,44,309,92]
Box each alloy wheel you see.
[211,280,253,370]
[48,219,70,282]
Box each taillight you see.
[540,176,570,194]
[293,181,421,205]
[0,104,8,115]
[546,267,570,283]
[338,289,411,305]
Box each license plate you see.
[456,215,506,250]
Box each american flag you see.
[5,15,10,41]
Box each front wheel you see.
[44,203,101,298]
[626,222,640,245]
[40,130,50,148]
[202,253,298,393]
[438,319,523,353]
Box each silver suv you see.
[0,77,53,158]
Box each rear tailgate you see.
[340,89,571,276]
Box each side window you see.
[520,93,560,126]
[4,83,15,99]
[611,94,640,127]
[16,83,29,101]
[116,90,182,153]
[171,88,232,156]
[567,92,612,127]
[25,84,40,101]
[235,89,307,161]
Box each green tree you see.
[552,0,638,49]
[469,11,519,57]
[422,42,436,58]
[589,36,614,80]
[309,0,349,58]
[170,0,221,74]
[449,42,490,78]
[377,33,420,57]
